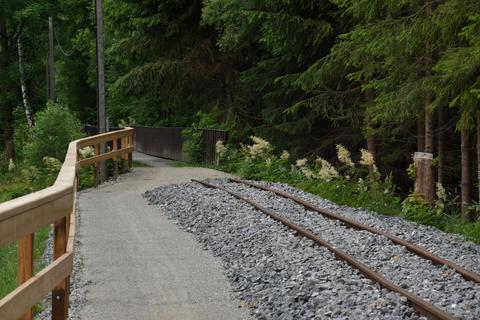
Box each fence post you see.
[413,152,435,203]
[18,233,34,320]
[52,217,68,320]
[127,135,132,170]
[113,138,119,179]
[94,144,100,187]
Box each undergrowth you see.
[184,136,480,244]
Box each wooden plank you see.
[0,192,73,248]
[17,233,34,320]
[0,185,71,223]
[0,252,73,320]
[77,146,134,167]
[77,128,133,148]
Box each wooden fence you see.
[0,127,134,320]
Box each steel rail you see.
[229,178,480,284]
[192,179,457,320]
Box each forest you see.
[1,0,480,241]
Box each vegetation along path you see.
[72,152,250,320]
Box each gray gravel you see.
[144,180,433,320]
[215,179,480,320]
[262,181,480,274]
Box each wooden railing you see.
[0,127,134,320]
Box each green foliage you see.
[401,193,442,225]
[215,137,402,216]
[0,226,49,299]
[182,112,223,163]
[24,103,83,166]
[182,128,203,163]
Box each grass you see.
[132,160,152,167]
[169,160,213,168]
[0,227,50,299]
[0,170,52,301]
[443,217,480,243]
[294,179,402,216]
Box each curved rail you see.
[229,178,480,284]
[192,179,457,320]
[0,127,134,320]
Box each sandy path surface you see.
[74,152,249,320]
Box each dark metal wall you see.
[134,126,186,161]
[202,128,228,164]
[134,126,228,164]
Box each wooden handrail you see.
[0,127,134,320]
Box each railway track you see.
[192,178,480,320]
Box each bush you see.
[401,193,442,226]
[182,111,219,163]
[24,103,83,166]
[182,128,203,163]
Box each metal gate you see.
[134,126,228,164]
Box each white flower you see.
[296,158,307,168]
[265,157,273,167]
[436,182,447,201]
[301,167,315,179]
[8,158,15,171]
[79,146,94,159]
[336,144,354,167]
[215,140,227,158]
[42,157,62,170]
[359,149,375,167]
[316,157,339,181]
[247,136,271,158]
[280,150,290,161]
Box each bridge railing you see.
[0,127,134,320]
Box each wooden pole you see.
[52,217,68,320]
[437,107,445,186]
[47,17,55,103]
[18,234,34,320]
[413,152,434,203]
[461,129,472,221]
[95,0,107,183]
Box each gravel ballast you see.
[216,179,480,319]
[145,180,432,320]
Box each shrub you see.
[401,193,442,226]
[24,103,83,165]
[182,111,221,163]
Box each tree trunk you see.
[0,17,15,162]
[47,17,55,102]
[17,34,34,129]
[417,109,425,152]
[414,152,435,203]
[461,129,471,221]
[437,107,445,186]
[365,89,377,171]
[425,102,434,153]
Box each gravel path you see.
[38,153,250,320]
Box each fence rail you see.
[134,126,228,164]
[0,127,134,320]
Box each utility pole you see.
[95,0,107,182]
[47,16,55,102]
